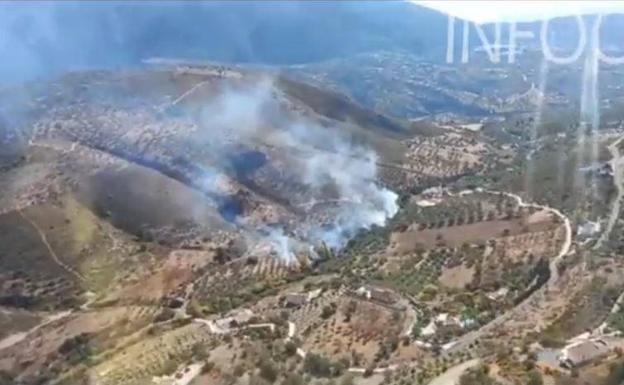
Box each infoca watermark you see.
[446,14,624,65]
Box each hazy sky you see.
[414,1,624,23]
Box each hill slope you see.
[0,1,454,83]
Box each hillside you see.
[0,1,454,84]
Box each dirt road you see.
[17,209,87,282]
[0,310,72,352]
[427,359,480,385]
[496,190,572,282]
[595,134,624,249]
[445,190,572,355]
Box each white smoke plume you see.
[197,78,398,261]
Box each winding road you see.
[488,190,573,282]
[591,134,624,333]
[594,135,624,249]
[445,190,572,355]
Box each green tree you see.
[259,359,278,383]
[526,370,543,385]
[303,353,333,377]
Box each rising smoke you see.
[195,78,398,262]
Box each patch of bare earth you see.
[439,263,475,289]
[388,209,556,254]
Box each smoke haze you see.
[195,79,398,261]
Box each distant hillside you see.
[2,1,623,86]
[480,13,624,53]
[0,1,455,84]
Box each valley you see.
[1,3,624,385]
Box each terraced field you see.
[89,322,215,385]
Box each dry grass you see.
[439,263,475,289]
[388,210,556,253]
